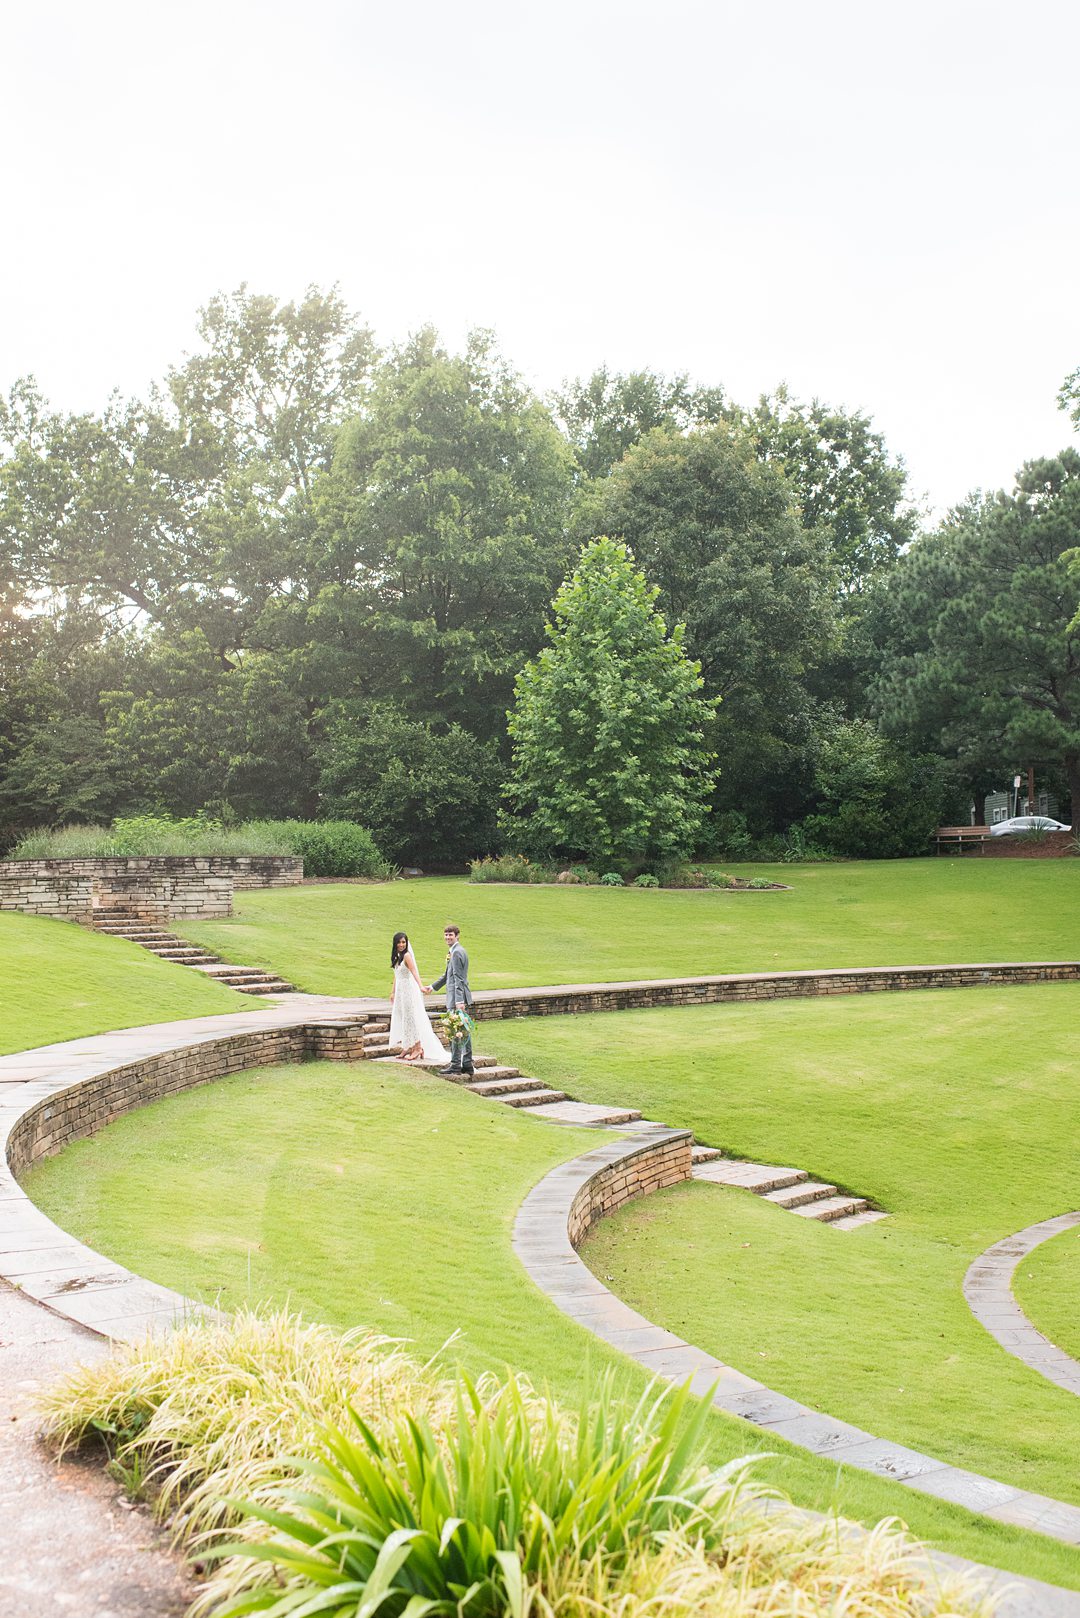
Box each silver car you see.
[989,815,1071,836]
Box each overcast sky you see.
[2,0,1077,515]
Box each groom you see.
[429,924,474,1076]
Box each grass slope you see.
[0,913,249,1056]
[490,985,1080,1514]
[23,1055,1080,1589]
[1014,1224,1080,1363]
[177,860,1080,997]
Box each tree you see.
[320,328,575,733]
[552,367,726,481]
[504,538,718,866]
[802,717,963,859]
[873,451,1080,817]
[736,386,917,597]
[317,702,502,865]
[0,286,377,659]
[1059,365,1080,430]
[583,425,837,827]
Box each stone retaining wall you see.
[566,1133,693,1245]
[0,855,302,922]
[7,1016,381,1178]
[474,961,1080,1021]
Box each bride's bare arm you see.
[404,950,425,990]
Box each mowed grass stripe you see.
[176,860,1080,998]
[0,912,249,1057]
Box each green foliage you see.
[468,854,554,884]
[506,539,718,866]
[735,385,917,598]
[8,815,391,874]
[210,1372,728,1618]
[583,427,836,829]
[322,328,575,735]
[318,703,502,866]
[10,816,295,859]
[873,452,1080,819]
[273,820,393,878]
[633,872,659,888]
[600,871,624,886]
[553,366,726,480]
[801,719,958,859]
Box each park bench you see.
[931,825,990,854]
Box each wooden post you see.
[1027,765,1036,815]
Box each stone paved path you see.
[964,1215,1080,1396]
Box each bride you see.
[389,932,448,1064]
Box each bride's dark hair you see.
[391,932,408,967]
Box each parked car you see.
[989,815,1071,836]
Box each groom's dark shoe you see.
[460,1063,475,1077]
[437,1064,462,1076]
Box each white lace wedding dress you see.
[389,960,447,1062]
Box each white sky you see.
[2,0,1077,515]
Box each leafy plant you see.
[600,871,624,886]
[633,873,659,888]
[274,820,394,878]
[204,1373,732,1618]
[468,854,555,884]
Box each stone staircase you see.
[691,1155,886,1229]
[90,918,295,996]
[376,1022,885,1229]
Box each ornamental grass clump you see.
[39,1308,456,1544]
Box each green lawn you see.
[0,913,249,1056]
[487,985,1080,1515]
[23,1055,1080,1589]
[176,860,1080,997]
[1014,1224,1080,1363]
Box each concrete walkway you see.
[964,1216,1080,1396]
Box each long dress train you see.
[389,960,447,1062]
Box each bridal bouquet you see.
[442,1008,475,1044]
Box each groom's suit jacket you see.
[432,943,473,1010]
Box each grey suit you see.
[432,942,473,1069]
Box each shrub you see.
[318,702,503,866]
[600,871,624,886]
[9,816,297,860]
[274,820,394,878]
[569,863,601,884]
[747,876,774,890]
[469,854,555,884]
[633,872,659,888]
[705,868,737,888]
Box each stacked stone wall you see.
[567,1134,692,1246]
[0,855,302,922]
[473,961,1080,1021]
[6,1015,383,1178]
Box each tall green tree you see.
[553,367,726,480]
[873,451,1080,816]
[584,425,836,827]
[505,538,717,865]
[320,328,575,732]
[736,386,917,597]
